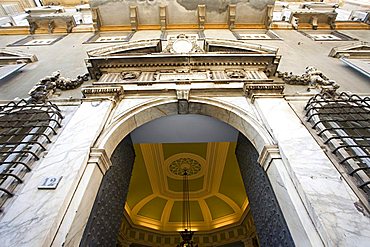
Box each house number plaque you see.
[38,176,62,190]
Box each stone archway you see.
[79,97,295,246]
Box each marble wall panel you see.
[0,101,113,247]
[254,98,370,247]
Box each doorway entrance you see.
[80,108,294,246]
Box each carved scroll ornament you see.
[28,71,89,103]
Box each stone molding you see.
[88,148,112,174]
[244,83,285,100]
[176,89,190,101]
[81,86,123,99]
[329,42,370,58]
[257,145,281,171]
[0,48,38,64]
[87,39,160,57]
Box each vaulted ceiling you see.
[125,142,248,232]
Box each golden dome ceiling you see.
[125,142,248,232]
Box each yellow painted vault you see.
[125,142,248,232]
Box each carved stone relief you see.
[162,34,204,54]
[277,66,339,93]
[225,69,246,79]
[121,71,141,80]
[28,71,89,103]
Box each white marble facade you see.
[0,94,369,247]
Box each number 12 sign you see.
[38,176,62,190]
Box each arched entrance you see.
[79,98,295,246]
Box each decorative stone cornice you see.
[257,145,281,171]
[243,82,285,100]
[88,148,112,174]
[81,85,123,99]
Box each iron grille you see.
[0,100,63,210]
[305,92,370,208]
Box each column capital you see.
[258,144,281,171]
[88,148,112,174]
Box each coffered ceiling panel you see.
[125,142,248,231]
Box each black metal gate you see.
[80,135,135,247]
[236,134,295,247]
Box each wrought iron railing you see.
[0,99,63,210]
[305,92,370,209]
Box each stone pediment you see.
[329,42,370,58]
[206,38,278,54]
[87,38,278,58]
[0,48,38,65]
[85,38,280,80]
[87,39,161,57]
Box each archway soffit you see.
[93,96,275,158]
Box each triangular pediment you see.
[87,38,278,58]
[329,42,370,58]
[0,48,38,64]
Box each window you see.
[95,36,128,43]
[305,92,370,209]
[0,100,63,210]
